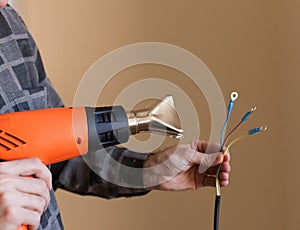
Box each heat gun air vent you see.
[0,130,26,151]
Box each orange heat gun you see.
[0,96,183,230]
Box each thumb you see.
[198,152,223,173]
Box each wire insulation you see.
[223,107,256,147]
[219,92,238,151]
[214,195,221,230]
[222,120,243,149]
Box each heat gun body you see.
[0,106,130,165]
[0,96,184,166]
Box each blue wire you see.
[242,111,252,122]
[220,100,234,150]
[248,127,260,135]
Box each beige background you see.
[13,0,299,229]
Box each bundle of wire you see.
[213,91,267,230]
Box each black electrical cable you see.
[214,195,221,230]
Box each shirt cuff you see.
[110,147,149,190]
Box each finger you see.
[0,176,51,211]
[19,159,52,190]
[223,151,230,161]
[205,160,230,176]
[219,172,229,181]
[15,178,50,211]
[0,191,46,215]
[196,141,221,154]
[206,166,218,175]
[0,158,52,190]
[21,192,47,214]
[201,174,216,187]
[220,180,229,187]
[221,162,231,173]
[210,153,225,166]
[0,207,41,230]
[200,174,229,187]
[198,152,223,173]
[15,207,41,229]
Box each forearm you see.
[52,146,151,199]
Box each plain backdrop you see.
[13,1,299,229]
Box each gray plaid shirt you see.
[0,5,149,230]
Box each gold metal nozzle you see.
[127,96,184,139]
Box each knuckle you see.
[0,163,5,174]
[43,193,50,208]
[31,158,42,165]
[36,197,46,214]
[36,180,50,203]
[36,164,52,187]
[32,179,47,196]
[202,154,214,167]
[221,172,229,180]
[226,164,231,172]
[216,153,223,163]
[31,211,41,228]
[33,212,41,227]
[3,206,18,223]
[0,162,11,174]
[37,178,47,188]
[44,168,52,184]
[0,192,11,206]
[0,176,13,188]
[38,195,46,205]
[222,162,231,172]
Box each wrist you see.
[143,153,166,191]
